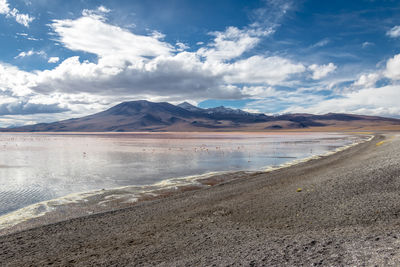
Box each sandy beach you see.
[1,133,400,266]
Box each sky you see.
[1,0,400,127]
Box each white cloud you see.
[0,0,33,27]
[30,13,301,99]
[384,53,400,80]
[241,86,277,98]
[352,73,380,88]
[312,38,330,48]
[31,53,237,100]
[0,63,34,96]
[344,54,400,92]
[197,26,272,62]
[176,42,189,52]
[14,12,34,27]
[15,50,46,59]
[0,0,9,14]
[97,6,111,13]
[387,25,400,38]
[48,57,60,63]
[251,0,294,30]
[284,85,400,117]
[362,41,374,48]
[82,5,111,18]
[308,63,337,80]
[51,14,173,61]
[151,30,165,39]
[224,55,306,85]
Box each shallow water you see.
[0,132,362,216]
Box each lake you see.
[0,132,365,218]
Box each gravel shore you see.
[1,133,400,266]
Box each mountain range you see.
[2,100,400,132]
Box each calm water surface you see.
[0,132,362,215]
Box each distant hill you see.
[2,100,400,132]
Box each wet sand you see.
[1,133,400,266]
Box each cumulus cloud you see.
[50,13,173,61]
[30,53,306,99]
[0,63,35,96]
[197,26,272,62]
[284,85,400,117]
[387,26,400,38]
[97,6,111,13]
[0,0,8,13]
[308,63,337,80]
[176,42,189,52]
[344,53,400,92]
[13,12,33,27]
[32,54,231,99]
[224,55,306,85]
[352,73,380,88]
[48,57,60,63]
[0,0,34,27]
[384,53,400,80]
[16,11,305,102]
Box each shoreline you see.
[2,133,400,265]
[0,133,370,235]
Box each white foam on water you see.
[0,189,106,230]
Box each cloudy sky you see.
[0,0,400,127]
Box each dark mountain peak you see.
[177,101,194,107]
[105,100,152,115]
[103,100,191,117]
[118,100,151,106]
[109,100,151,109]
[177,102,204,112]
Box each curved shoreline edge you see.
[0,133,371,235]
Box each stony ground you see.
[1,134,400,266]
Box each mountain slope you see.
[176,102,204,113]
[2,100,400,132]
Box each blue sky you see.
[1,0,400,126]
